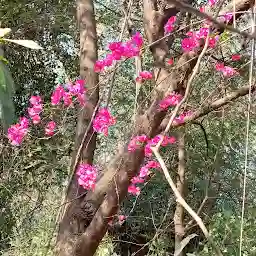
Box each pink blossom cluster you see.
[128,134,148,152]
[232,54,241,61]
[51,79,86,107]
[45,121,56,136]
[94,32,143,73]
[7,93,59,145]
[159,93,183,110]
[92,107,116,136]
[7,117,29,145]
[77,163,97,190]
[145,134,176,157]
[128,134,176,157]
[28,95,43,124]
[215,62,238,77]
[219,13,233,22]
[135,71,153,83]
[164,16,176,34]
[208,0,217,6]
[181,27,219,52]
[128,160,161,196]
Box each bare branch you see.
[151,147,223,256]
[167,0,255,39]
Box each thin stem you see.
[239,3,255,255]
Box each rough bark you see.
[174,132,186,256]
[55,0,99,255]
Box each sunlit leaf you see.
[0,28,11,38]
[3,39,43,50]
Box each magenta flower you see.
[164,16,176,34]
[93,107,116,136]
[29,95,42,105]
[32,115,41,125]
[128,135,148,152]
[132,32,143,48]
[136,71,153,83]
[77,163,98,190]
[131,176,145,184]
[145,135,176,157]
[7,117,29,146]
[45,121,56,136]
[63,92,73,106]
[159,93,182,110]
[51,85,65,105]
[118,215,127,222]
[128,185,141,196]
[232,54,241,61]
[145,160,160,169]
[215,62,238,77]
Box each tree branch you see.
[159,84,256,131]
[151,147,223,256]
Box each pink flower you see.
[215,62,238,77]
[63,92,73,106]
[51,85,65,105]
[199,6,205,12]
[29,95,42,105]
[128,135,148,152]
[145,160,160,169]
[181,37,198,52]
[232,54,241,61]
[222,66,238,77]
[7,117,29,146]
[45,121,56,136]
[118,215,126,222]
[95,36,142,73]
[93,107,116,136]
[77,93,86,107]
[94,60,106,73]
[68,80,86,95]
[159,93,182,110]
[19,117,29,128]
[132,32,143,48]
[32,115,41,124]
[164,16,176,34]
[128,185,141,196]
[136,71,153,83]
[77,163,98,190]
[220,13,233,22]
[139,166,150,178]
[209,36,219,48]
[208,0,217,6]
[131,176,145,184]
[215,62,225,71]
[167,58,174,65]
[145,135,176,157]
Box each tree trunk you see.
[174,131,186,256]
[73,1,198,255]
[55,0,99,255]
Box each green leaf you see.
[3,39,43,50]
[174,234,198,256]
[0,60,16,131]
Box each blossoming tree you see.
[3,0,256,255]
